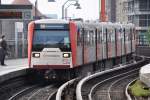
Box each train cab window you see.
[32,30,71,52]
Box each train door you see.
[107,24,115,58]
[96,26,103,60]
[102,24,107,60]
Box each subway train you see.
[28,19,136,80]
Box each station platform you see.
[0,58,29,83]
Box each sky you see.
[2,0,100,20]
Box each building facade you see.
[116,0,128,23]
[0,0,46,59]
[0,5,32,58]
[105,0,116,22]
[125,0,150,45]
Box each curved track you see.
[92,69,138,100]
[77,56,148,100]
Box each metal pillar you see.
[100,0,106,22]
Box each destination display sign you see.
[35,24,69,30]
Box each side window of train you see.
[107,28,112,43]
[98,29,102,43]
[91,30,96,46]
[77,29,83,46]
[121,28,124,40]
[103,28,107,43]
[89,30,93,46]
[84,29,90,46]
[112,28,115,42]
[128,28,131,41]
[133,28,136,40]
[119,28,122,40]
[125,29,128,41]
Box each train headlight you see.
[32,53,40,58]
[63,53,70,58]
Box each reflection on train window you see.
[103,28,106,43]
[77,29,83,46]
[84,30,89,46]
[32,30,71,51]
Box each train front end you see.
[28,19,76,80]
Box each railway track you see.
[0,72,62,100]
[76,56,148,100]
[8,83,58,100]
[92,69,138,100]
[0,75,33,100]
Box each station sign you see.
[0,5,32,20]
[0,11,22,19]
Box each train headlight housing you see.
[32,53,40,58]
[63,53,70,58]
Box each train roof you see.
[34,19,69,24]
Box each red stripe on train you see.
[69,21,77,67]
[28,21,34,67]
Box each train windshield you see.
[32,30,71,52]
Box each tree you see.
[145,27,150,45]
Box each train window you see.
[32,30,71,52]
[107,28,112,42]
[97,29,99,43]
[84,30,90,46]
[116,28,120,40]
[77,29,83,46]
[93,30,96,45]
[125,29,129,41]
[111,29,115,42]
[120,28,124,40]
[103,28,107,43]
[89,30,95,46]
[89,31,92,46]
[98,29,102,43]
[133,28,136,40]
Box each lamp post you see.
[62,0,79,19]
[35,0,38,19]
[64,2,81,19]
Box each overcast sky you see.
[2,0,100,20]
